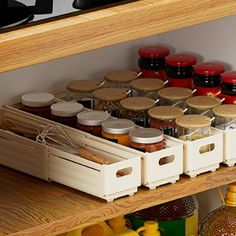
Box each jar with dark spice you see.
[120,97,156,127]
[138,45,170,80]
[193,62,225,96]
[166,54,197,88]
[129,128,164,152]
[21,92,55,118]
[77,110,110,137]
[93,87,128,117]
[148,106,184,137]
[50,102,84,128]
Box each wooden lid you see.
[130,78,164,92]
[158,87,193,100]
[67,80,103,92]
[104,70,138,83]
[213,104,236,118]
[148,106,184,120]
[120,97,155,110]
[93,88,128,101]
[175,114,211,129]
[186,96,221,110]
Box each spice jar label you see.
[132,117,149,127]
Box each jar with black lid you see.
[193,62,225,96]
[166,54,197,88]
[138,46,169,80]
[220,71,236,104]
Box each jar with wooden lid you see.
[93,87,128,117]
[129,128,164,152]
[213,104,236,130]
[102,118,135,146]
[186,95,222,117]
[158,87,193,109]
[120,97,156,127]
[66,79,104,109]
[50,102,84,128]
[130,78,165,99]
[138,45,170,80]
[21,92,55,118]
[193,62,225,96]
[149,106,184,137]
[77,110,110,137]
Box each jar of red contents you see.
[50,102,84,128]
[148,106,184,137]
[138,46,169,80]
[193,62,225,96]
[166,54,197,88]
[77,110,110,137]
[129,128,164,152]
[21,92,55,118]
[220,71,236,104]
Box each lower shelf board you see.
[1,164,236,236]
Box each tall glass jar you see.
[66,79,104,109]
[93,87,128,117]
[120,97,156,127]
[130,78,164,99]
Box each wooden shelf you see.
[1,164,236,236]
[1,0,236,73]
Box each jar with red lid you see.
[138,46,169,80]
[193,62,225,96]
[166,54,197,88]
[220,71,236,104]
[129,128,164,152]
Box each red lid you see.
[138,46,169,58]
[166,54,197,67]
[194,62,225,76]
[221,71,236,84]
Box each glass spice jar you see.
[102,118,135,146]
[50,102,84,128]
[220,71,236,104]
[77,110,111,137]
[130,78,165,99]
[93,87,128,117]
[66,79,104,109]
[148,106,184,137]
[21,92,55,118]
[138,45,170,80]
[165,53,197,88]
[158,87,193,109]
[129,128,164,152]
[193,62,225,96]
[120,97,156,127]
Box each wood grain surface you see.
[0,0,236,73]
[1,164,236,236]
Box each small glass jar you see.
[129,128,164,152]
[77,110,110,137]
[102,118,135,146]
[220,71,236,104]
[148,106,184,137]
[21,92,55,118]
[166,54,197,88]
[138,45,170,80]
[130,78,164,99]
[186,95,222,117]
[93,87,128,117]
[193,62,225,96]
[120,97,156,127]
[50,102,84,128]
[213,104,236,130]
[66,79,104,109]
[158,87,193,109]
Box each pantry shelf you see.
[1,0,236,73]
[1,164,236,236]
